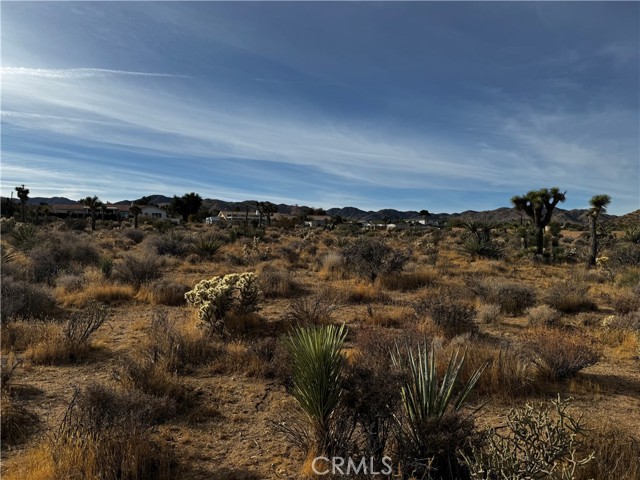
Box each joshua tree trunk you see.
[91,212,97,231]
[588,215,597,267]
[535,226,544,255]
[134,214,139,229]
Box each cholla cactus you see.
[185,273,262,334]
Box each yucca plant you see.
[284,324,348,455]
[391,342,487,479]
[188,234,224,260]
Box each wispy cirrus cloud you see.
[1,67,188,79]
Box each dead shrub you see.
[258,264,301,298]
[544,279,596,314]
[4,383,173,480]
[527,328,601,380]
[577,426,640,480]
[284,294,338,326]
[472,277,536,316]
[138,279,189,306]
[342,282,387,304]
[27,233,98,284]
[378,269,437,292]
[526,304,562,327]
[342,237,410,282]
[27,303,109,365]
[0,276,56,320]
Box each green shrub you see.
[114,252,163,288]
[188,234,224,260]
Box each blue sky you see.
[1,2,638,214]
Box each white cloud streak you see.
[1,67,188,79]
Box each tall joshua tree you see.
[512,187,566,256]
[130,204,142,229]
[587,194,611,267]
[79,195,103,231]
[15,184,30,222]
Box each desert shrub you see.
[139,279,190,306]
[576,426,640,480]
[188,233,224,260]
[416,295,478,337]
[462,396,593,480]
[27,303,109,365]
[616,268,640,288]
[622,225,640,244]
[320,251,346,278]
[461,235,503,260]
[5,383,172,480]
[63,217,87,231]
[258,264,301,298]
[391,342,486,479]
[1,276,55,320]
[56,273,85,293]
[605,311,640,332]
[608,243,640,268]
[284,294,338,326]
[122,228,145,244]
[343,282,387,304]
[342,237,410,282]
[472,278,536,316]
[469,346,537,399]
[143,311,217,373]
[526,304,562,327]
[544,279,596,314]
[27,234,99,284]
[185,273,262,335]
[476,303,501,324]
[379,268,438,291]
[611,290,640,314]
[342,328,402,463]
[1,356,38,447]
[527,329,601,380]
[114,252,163,288]
[152,229,187,256]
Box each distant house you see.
[104,204,132,219]
[304,215,332,227]
[218,210,261,225]
[205,216,220,225]
[141,205,167,220]
[51,204,90,218]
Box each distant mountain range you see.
[12,195,637,226]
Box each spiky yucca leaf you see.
[392,342,486,442]
[284,324,347,444]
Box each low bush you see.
[342,237,410,283]
[258,264,301,298]
[152,230,188,256]
[577,426,640,480]
[415,295,478,337]
[27,233,99,284]
[284,294,337,326]
[611,290,640,314]
[122,228,145,244]
[527,328,601,380]
[188,233,224,260]
[378,269,438,291]
[114,252,163,288]
[526,304,562,327]
[476,303,501,324]
[138,279,190,306]
[544,279,596,313]
[472,278,536,316]
[4,383,173,480]
[1,276,55,320]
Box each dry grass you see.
[378,268,438,292]
[58,283,135,307]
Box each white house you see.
[141,205,166,220]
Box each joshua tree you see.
[587,194,612,267]
[129,204,142,229]
[79,195,103,231]
[419,209,431,225]
[15,185,29,222]
[512,187,566,256]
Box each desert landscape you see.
[1,191,639,479]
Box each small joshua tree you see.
[129,204,142,229]
[15,185,29,223]
[184,273,261,335]
[512,187,566,256]
[587,194,612,267]
[79,195,103,231]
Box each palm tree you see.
[419,209,430,226]
[587,194,612,267]
[15,185,29,222]
[129,204,142,229]
[512,187,566,256]
[79,195,103,231]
